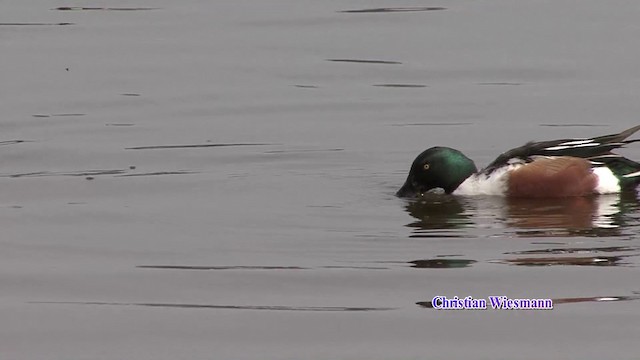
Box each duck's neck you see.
[441,155,477,194]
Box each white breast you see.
[453,165,519,196]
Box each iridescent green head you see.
[397,147,477,197]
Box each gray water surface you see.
[2,1,640,359]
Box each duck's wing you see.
[481,125,640,175]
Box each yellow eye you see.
[423,163,430,170]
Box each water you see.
[2,1,640,359]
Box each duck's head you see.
[397,147,477,197]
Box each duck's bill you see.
[397,178,440,197]
[397,180,420,197]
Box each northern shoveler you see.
[397,125,640,198]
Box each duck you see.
[397,125,640,198]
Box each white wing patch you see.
[544,142,600,151]
[623,170,640,178]
[590,154,622,159]
[557,139,595,146]
[593,167,620,194]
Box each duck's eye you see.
[423,163,430,170]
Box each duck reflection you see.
[506,193,640,237]
[404,193,474,238]
[403,192,640,238]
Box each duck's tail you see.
[592,155,640,190]
[598,124,640,144]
